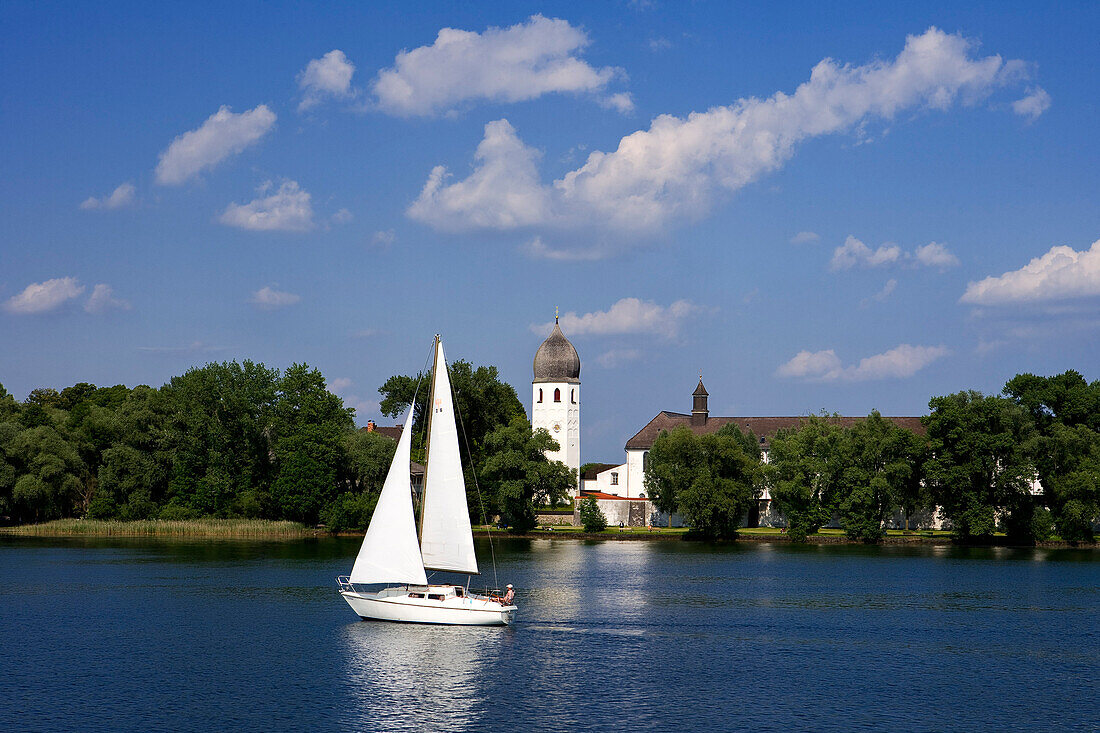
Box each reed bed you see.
[0,518,313,538]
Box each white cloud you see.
[371,229,396,246]
[137,341,227,354]
[84,284,131,314]
[522,236,605,261]
[220,180,314,232]
[326,377,379,417]
[830,236,903,270]
[1012,87,1051,121]
[532,297,697,339]
[777,344,948,382]
[331,208,353,225]
[80,182,135,211]
[600,92,635,114]
[250,286,301,309]
[409,28,1030,241]
[831,236,959,271]
[914,241,960,269]
[648,37,672,52]
[298,50,356,111]
[961,239,1100,305]
[328,377,353,394]
[596,348,641,368]
[3,277,84,314]
[371,15,627,117]
[863,278,898,305]
[155,105,276,185]
[790,231,820,245]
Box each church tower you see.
[532,313,581,492]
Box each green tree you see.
[340,429,399,494]
[835,412,927,541]
[579,495,607,532]
[765,415,846,541]
[8,424,85,522]
[1004,371,1100,541]
[924,391,1037,542]
[645,424,761,539]
[379,359,525,465]
[480,417,574,532]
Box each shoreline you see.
[1,519,1094,549]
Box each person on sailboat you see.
[502,584,515,605]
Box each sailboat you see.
[337,336,517,626]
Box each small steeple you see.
[692,376,709,426]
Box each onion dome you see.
[533,318,580,383]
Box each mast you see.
[418,334,440,546]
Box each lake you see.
[1,536,1098,732]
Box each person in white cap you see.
[502,584,515,605]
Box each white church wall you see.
[625,449,647,498]
[593,464,627,495]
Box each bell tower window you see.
[538,388,543,403]
[570,389,575,403]
[554,388,561,402]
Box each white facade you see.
[532,381,580,491]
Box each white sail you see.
[420,339,479,575]
[349,411,428,586]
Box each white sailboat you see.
[338,336,517,626]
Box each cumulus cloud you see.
[523,236,605,261]
[220,180,314,232]
[3,277,85,314]
[1012,87,1051,121]
[960,239,1100,305]
[298,50,356,111]
[830,236,959,271]
[80,182,136,211]
[830,236,903,270]
[409,28,1031,243]
[914,241,960,269]
[862,278,898,305]
[777,344,948,382]
[331,208,353,225]
[790,231,820,245]
[371,229,396,247]
[596,348,641,368]
[250,286,301,309]
[532,297,697,339]
[326,377,379,417]
[155,105,276,185]
[371,15,627,117]
[84,284,131,314]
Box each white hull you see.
[340,585,516,626]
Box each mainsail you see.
[348,411,428,585]
[419,339,480,575]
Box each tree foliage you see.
[480,417,574,532]
[579,495,607,532]
[645,424,761,539]
[766,416,846,541]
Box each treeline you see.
[0,360,573,532]
[645,370,1100,543]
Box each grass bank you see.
[0,518,314,538]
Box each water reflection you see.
[337,621,505,732]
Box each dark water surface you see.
[2,537,1098,732]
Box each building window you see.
[570,389,575,403]
[537,388,543,403]
[642,451,649,472]
[610,472,618,485]
[554,388,561,402]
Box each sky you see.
[2,1,1098,463]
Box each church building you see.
[531,315,581,492]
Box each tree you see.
[766,415,846,541]
[340,429,398,494]
[480,417,574,532]
[835,412,927,541]
[579,495,607,532]
[8,424,85,522]
[645,424,761,539]
[379,359,525,465]
[1004,371,1100,541]
[924,391,1037,542]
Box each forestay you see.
[348,411,428,586]
[419,339,479,575]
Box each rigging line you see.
[447,354,500,591]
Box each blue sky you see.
[2,1,1098,462]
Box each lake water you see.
[1,536,1098,732]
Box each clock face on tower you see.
[553,423,561,433]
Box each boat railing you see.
[336,576,355,592]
